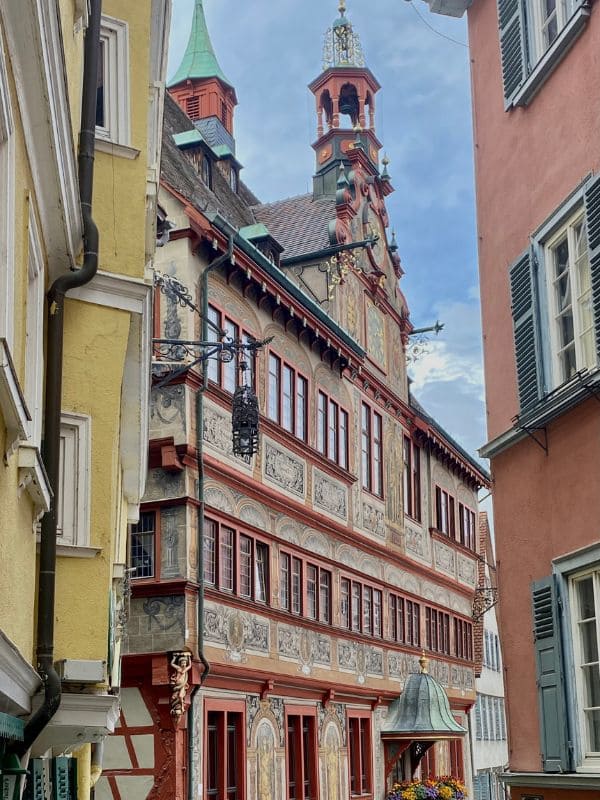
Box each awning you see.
[381,654,466,741]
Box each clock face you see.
[365,207,386,268]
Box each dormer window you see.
[201,155,211,188]
[229,167,238,194]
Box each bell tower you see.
[168,0,237,150]
[309,2,382,198]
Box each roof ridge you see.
[251,192,314,209]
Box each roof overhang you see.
[420,0,472,18]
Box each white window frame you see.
[0,31,15,353]
[526,0,578,63]
[96,15,130,146]
[543,207,596,388]
[25,207,45,446]
[569,566,600,771]
[57,412,91,548]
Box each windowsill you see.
[501,771,600,789]
[94,136,140,160]
[361,486,384,502]
[405,513,423,526]
[576,764,600,774]
[35,538,102,558]
[56,545,102,558]
[508,4,591,108]
[18,444,52,516]
[0,338,31,454]
[430,528,478,558]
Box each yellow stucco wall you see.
[54,301,130,665]
[53,0,154,674]
[0,0,154,682]
[94,0,151,280]
[0,21,47,663]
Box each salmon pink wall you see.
[467,0,600,441]
[492,398,600,770]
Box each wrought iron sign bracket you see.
[472,586,499,621]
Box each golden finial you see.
[382,152,390,166]
[419,650,429,674]
[339,0,347,13]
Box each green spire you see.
[169,0,233,89]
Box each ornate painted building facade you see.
[100,3,489,800]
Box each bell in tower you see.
[309,2,383,198]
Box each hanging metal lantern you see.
[232,384,259,456]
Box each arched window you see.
[338,83,359,126]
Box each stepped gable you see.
[161,93,256,229]
[252,194,335,259]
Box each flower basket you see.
[385,776,468,800]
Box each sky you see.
[167,0,488,464]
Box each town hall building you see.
[98,3,489,799]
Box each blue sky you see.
[167,0,487,462]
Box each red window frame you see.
[317,389,350,469]
[403,436,422,522]
[454,618,474,661]
[419,745,436,780]
[425,607,450,655]
[458,502,477,550]
[204,699,245,800]
[267,350,308,441]
[361,403,383,497]
[279,550,331,623]
[341,577,383,637]
[203,517,269,603]
[435,486,455,537]
[348,711,373,798]
[449,736,464,780]
[389,593,420,646]
[286,707,318,800]
[206,304,256,393]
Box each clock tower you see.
[309,2,383,198]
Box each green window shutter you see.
[532,576,570,773]
[510,248,541,411]
[23,758,45,800]
[498,0,526,103]
[475,695,483,740]
[584,173,600,360]
[52,757,76,800]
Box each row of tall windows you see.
[201,318,436,501]
[206,304,256,392]
[434,486,477,551]
[207,705,373,800]
[131,512,474,661]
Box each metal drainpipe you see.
[17,0,102,757]
[187,234,233,800]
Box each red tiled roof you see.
[252,194,336,260]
